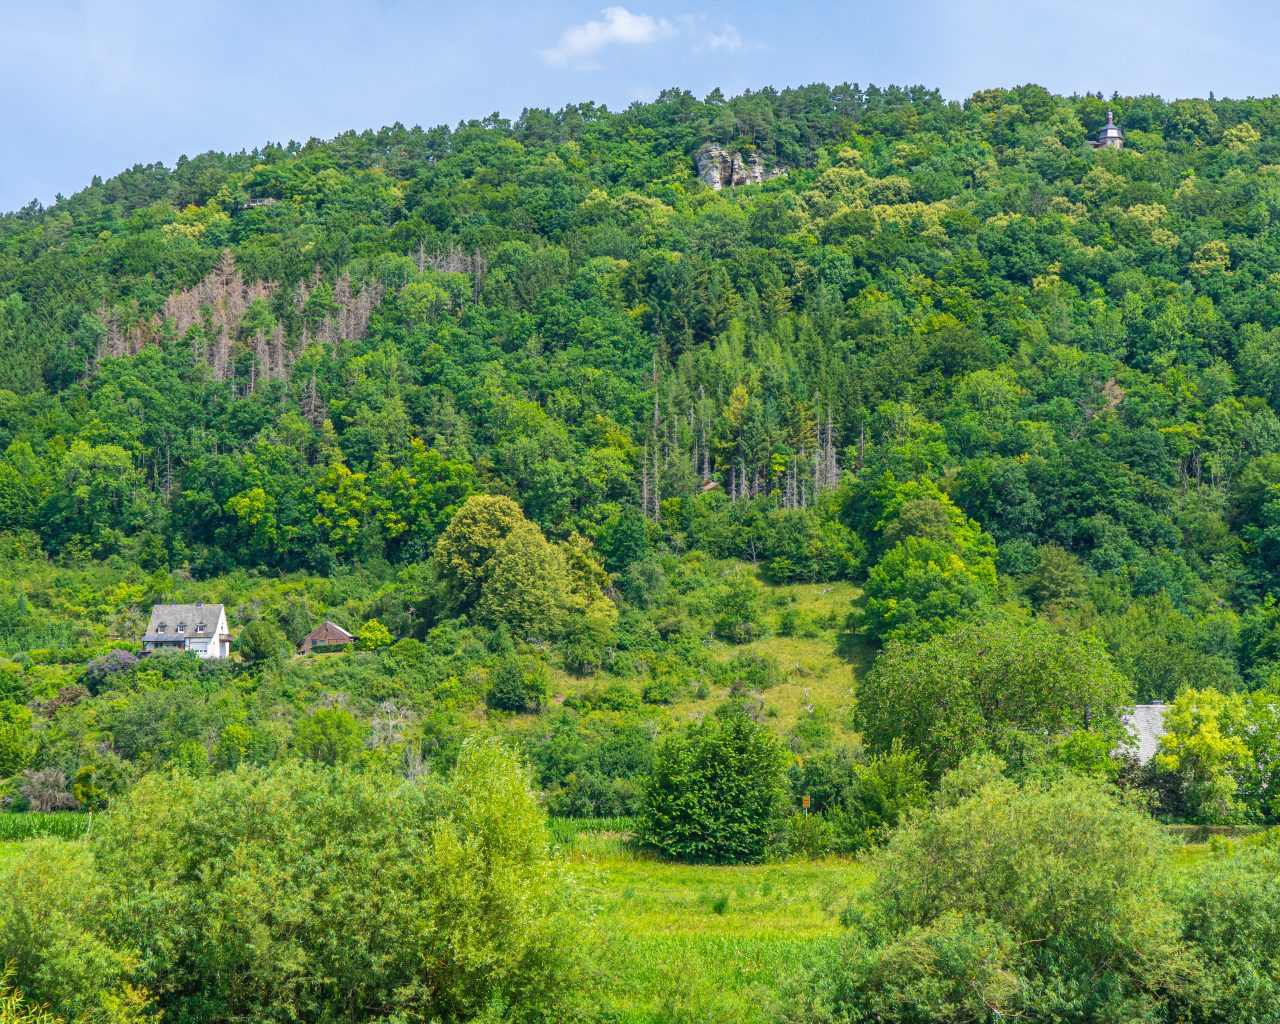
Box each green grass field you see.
[565,831,868,1024]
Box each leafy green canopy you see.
[856,618,1133,778]
[1152,685,1280,823]
[810,769,1188,1023]
[638,708,790,863]
[803,765,1280,1024]
[0,742,587,1024]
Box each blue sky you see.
[3,0,1280,213]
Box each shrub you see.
[81,649,137,694]
[291,708,367,765]
[237,620,288,665]
[829,740,928,851]
[0,840,143,1022]
[6,746,586,1024]
[0,711,33,778]
[593,683,640,712]
[638,708,789,863]
[775,811,836,858]
[356,618,394,651]
[776,607,821,638]
[486,657,549,713]
[1170,843,1280,1021]
[558,613,612,675]
[1,963,63,1024]
[641,676,685,705]
[812,771,1191,1022]
[18,770,75,813]
[712,574,766,644]
[722,651,782,690]
[790,710,834,752]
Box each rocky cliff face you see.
[695,144,786,190]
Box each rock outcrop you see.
[695,144,786,190]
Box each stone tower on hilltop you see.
[1090,110,1125,150]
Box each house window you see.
[196,622,206,632]
[177,622,186,633]
[158,622,167,633]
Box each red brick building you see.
[298,621,355,654]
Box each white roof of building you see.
[1122,703,1167,763]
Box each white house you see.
[141,602,231,659]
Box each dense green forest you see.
[7,80,1280,1023]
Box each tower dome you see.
[1094,110,1124,149]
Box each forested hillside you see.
[6,82,1280,824]
[13,79,1280,1024]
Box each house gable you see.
[142,603,231,659]
[300,621,356,653]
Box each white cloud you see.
[704,23,742,51]
[542,7,678,69]
[679,15,762,55]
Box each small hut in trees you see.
[1122,703,1167,762]
[299,621,356,655]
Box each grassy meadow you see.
[571,831,867,1024]
[525,575,868,754]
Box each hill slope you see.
[4,83,1280,811]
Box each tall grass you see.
[0,812,91,841]
[548,816,635,845]
[585,838,867,1024]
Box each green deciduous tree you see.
[476,525,572,639]
[856,618,1132,778]
[2,745,586,1024]
[1,965,64,1024]
[237,619,288,665]
[859,537,998,645]
[292,708,367,765]
[638,708,789,863]
[809,771,1191,1023]
[828,740,928,851]
[434,495,534,611]
[486,656,550,713]
[0,840,146,1023]
[1154,687,1255,823]
[356,618,394,650]
[712,571,766,643]
[1171,841,1280,1022]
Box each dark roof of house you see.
[142,603,225,642]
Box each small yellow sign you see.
[801,795,811,809]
